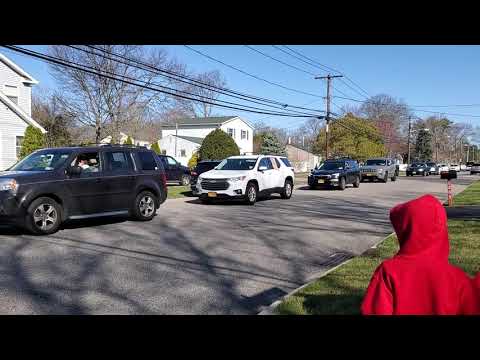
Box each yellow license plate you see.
[366,173,375,176]
[317,179,325,184]
[207,192,217,198]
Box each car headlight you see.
[229,176,247,182]
[331,173,340,178]
[377,169,384,173]
[0,178,18,193]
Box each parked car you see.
[406,163,430,176]
[426,162,439,175]
[157,155,191,185]
[196,155,295,205]
[438,164,449,173]
[360,157,397,182]
[0,145,168,235]
[471,163,480,175]
[190,160,221,195]
[449,164,461,172]
[308,158,360,190]
[460,164,467,171]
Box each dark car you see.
[308,159,360,190]
[0,145,168,235]
[157,155,191,185]
[190,160,221,195]
[406,163,429,176]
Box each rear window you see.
[196,162,219,172]
[280,158,292,167]
[137,151,158,171]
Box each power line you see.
[83,45,327,115]
[68,45,323,118]
[2,45,322,119]
[183,45,324,99]
[244,45,317,76]
[282,45,371,98]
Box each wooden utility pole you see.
[407,116,412,165]
[175,122,178,158]
[315,74,343,160]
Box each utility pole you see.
[407,116,412,165]
[175,122,178,158]
[315,74,343,160]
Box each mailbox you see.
[441,170,457,180]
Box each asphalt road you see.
[0,174,476,314]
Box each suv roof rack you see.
[69,143,149,149]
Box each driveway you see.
[0,174,475,314]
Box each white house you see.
[159,116,254,166]
[101,132,150,147]
[0,53,46,170]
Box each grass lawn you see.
[452,180,480,206]
[275,180,480,315]
[167,185,194,199]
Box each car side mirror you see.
[67,166,82,176]
[258,165,268,172]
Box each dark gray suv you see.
[0,145,168,235]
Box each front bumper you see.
[360,171,382,179]
[0,191,24,224]
[308,175,339,186]
[196,180,246,199]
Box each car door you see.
[270,157,285,189]
[165,156,182,181]
[64,150,109,216]
[257,157,275,191]
[102,150,136,211]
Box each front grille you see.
[201,179,229,191]
[361,168,377,173]
[314,175,331,180]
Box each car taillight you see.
[160,173,167,186]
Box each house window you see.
[16,136,24,159]
[227,128,235,138]
[241,130,248,140]
[180,149,186,157]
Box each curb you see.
[257,232,395,315]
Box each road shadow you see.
[185,195,280,206]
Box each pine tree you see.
[19,125,45,159]
[198,129,240,161]
[414,129,433,161]
[150,141,161,154]
[259,133,286,156]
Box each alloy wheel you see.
[33,204,58,231]
[139,196,155,217]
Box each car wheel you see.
[422,171,426,177]
[281,179,293,199]
[245,182,258,205]
[353,175,360,188]
[391,174,397,181]
[25,197,62,235]
[133,191,157,221]
[180,174,190,186]
[338,177,346,190]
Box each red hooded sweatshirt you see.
[361,194,477,315]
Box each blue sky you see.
[4,45,480,131]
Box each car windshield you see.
[9,150,71,171]
[365,159,386,166]
[318,161,345,171]
[427,162,436,166]
[196,162,220,172]
[216,158,258,170]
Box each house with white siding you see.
[159,116,254,166]
[100,132,150,147]
[0,53,45,170]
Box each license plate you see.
[207,192,217,198]
[365,173,375,176]
[317,179,325,184]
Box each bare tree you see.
[48,45,185,143]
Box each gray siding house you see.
[0,53,45,170]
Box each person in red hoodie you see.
[361,194,477,315]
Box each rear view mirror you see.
[68,166,82,176]
[441,170,457,180]
[258,165,268,172]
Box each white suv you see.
[196,155,295,205]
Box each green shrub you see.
[198,129,240,161]
[19,125,45,159]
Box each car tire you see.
[132,191,157,221]
[391,174,397,181]
[422,171,426,177]
[281,179,293,199]
[338,177,346,191]
[383,173,388,183]
[245,182,258,205]
[25,197,63,235]
[353,175,360,188]
[179,174,190,186]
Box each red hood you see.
[390,194,449,260]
